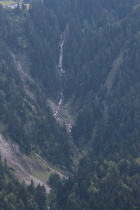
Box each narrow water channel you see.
[54,33,65,115]
[51,33,72,132]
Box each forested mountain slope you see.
[0,4,73,169]
[0,0,140,209]
[41,0,140,209]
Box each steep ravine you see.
[6,36,78,188]
[47,33,74,132]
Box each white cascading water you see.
[54,33,65,116]
[53,33,72,132]
[58,34,65,74]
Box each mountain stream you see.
[47,33,73,132]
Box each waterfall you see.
[54,33,65,115]
[58,34,65,74]
[52,33,72,132]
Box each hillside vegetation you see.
[0,155,48,210]
[0,0,140,209]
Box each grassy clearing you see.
[0,0,30,9]
[23,151,69,182]
[22,152,51,181]
[34,170,51,180]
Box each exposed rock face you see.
[0,134,67,193]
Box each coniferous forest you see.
[0,0,140,209]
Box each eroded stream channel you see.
[47,33,73,132]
